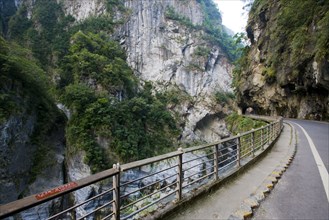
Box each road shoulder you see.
[229,122,297,219]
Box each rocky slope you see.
[235,0,329,120]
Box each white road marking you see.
[291,122,329,202]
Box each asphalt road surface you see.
[253,119,329,220]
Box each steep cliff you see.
[54,0,235,142]
[0,37,66,205]
[118,0,233,142]
[57,0,236,177]
[235,0,329,120]
[1,0,237,212]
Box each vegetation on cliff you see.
[246,0,329,77]
[1,0,244,173]
[60,32,179,171]
[1,0,184,172]
[233,0,329,119]
[165,0,242,62]
[225,113,266,135]
[0,36,65,181]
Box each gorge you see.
[0,0,238,213]
[1,0,328,219]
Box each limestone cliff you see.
[235,0,329,120]
[118,0,233,142]
[56,0,234,142]
[3,0,234,142]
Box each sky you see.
[214,0,248,34]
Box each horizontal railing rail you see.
[0,116,283,220]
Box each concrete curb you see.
[228,122,297,220]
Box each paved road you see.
[253,119,329,220]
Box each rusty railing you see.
[0,116,283,220]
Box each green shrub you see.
[185,63,204,72]
[315,10,329,61]
[156,87,192,106]
[62,31,137,97]
[262,66,276,83]
[61,33,180,171]
[214,91,235,105]
[0,37,65,182]
[225,113,267,135]
[107,0,126,14]
[8,5,32,40]
[193,46,211,58]
[165,6,195,29]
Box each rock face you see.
[0,106,66,206]
[2,0,233,144]
[118,0,233,141]
[0,33,66,216]
[52,0,234,143]
[66,151,96,218]
[57,0,106,21]
[0,0,18,34]
[0,0,234,215]
[236,0,329,120]
[0,115,36,203]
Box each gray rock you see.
[117,0,233,142]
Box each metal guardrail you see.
[0,116,283,220]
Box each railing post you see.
[267,125,271,144]
[113,163,121,220]
[251,129,255,157]
[274,123,276,138]
[268,124,271,142]
[274,123,277,138]
[176,148,183,202]
[237,135,241,167]
[261,126,264,150]
[274,123,276,139]
[281,118,283,130]
[274,123,276,137]
[213,144,219,181]
[278,121,281,134]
